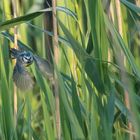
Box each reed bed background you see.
[0,0,140,140]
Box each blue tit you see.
[10,48,34,67]
[13,62,34,91]
[10,48,54,90]
[33,55,53,79]
[10,48,34,91]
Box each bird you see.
[10,48,53,91]
[10,48,34,66]
[10,48,34,91]
[33,55,53,78]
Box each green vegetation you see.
[0,0,140,140]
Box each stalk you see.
[115,0,133,139]
[11,0,18,126]
[52,0,61,140]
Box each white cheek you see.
[23,57,28,63]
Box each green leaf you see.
[0,7,77,32]
[120,0,140,14]
[58,19,105,93]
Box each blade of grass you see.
[0,7,77,32]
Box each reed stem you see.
[52,0,61,139]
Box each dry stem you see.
[52,0,61,139]
[115,0,133,139]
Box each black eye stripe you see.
[22,57,27,62]
[25,57,30,60]
[24,56,32,60]
[21,56,33,64]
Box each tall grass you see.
[0,0,140,140]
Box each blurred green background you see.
[0,0,140,140]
